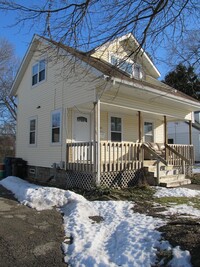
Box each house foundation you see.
[27,166,96,189]
[27,165,148,189]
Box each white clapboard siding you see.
[16,45,98,167]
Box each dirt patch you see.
[158,219,200,267]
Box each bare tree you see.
[0,38,18,135]
[166,30,200,74]
[0,0,199,58]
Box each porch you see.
[65,84,195,188]
[66,141,194,188]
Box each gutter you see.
[110,77,200,109]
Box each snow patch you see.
[0,176,194,267]
[154,187,200,198]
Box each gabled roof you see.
[10,34,200,109]
[87,33,161,79]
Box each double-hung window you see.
[144,122,154,142]
[110,55,133,75]
[110,54,142,79]
[32,59,46,86]
[111,116,122,142]
[133,64,142,79]
[51,110,62,144]
[29,117,37,145]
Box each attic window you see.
[32,59,46,86]
[110,54,142,79]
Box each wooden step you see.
[159,178,191,188]
[144,166,179,177]
[159,174,185,182]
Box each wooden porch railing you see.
[66,142,194,173]
[66,142,97,172]
[100,142,143,172]
[166,144,194,166]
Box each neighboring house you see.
[11,33,200,188]
[168,111,200,162]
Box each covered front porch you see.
[64,77,198,188]
[66,141,193,187]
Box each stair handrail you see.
[142,143,168,166]
[165,144,190,164]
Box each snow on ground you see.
[0,177,197,267]
[158,204,200,218]
[193,165,200,174]
[154,187,200,218]
[154,187,200,198]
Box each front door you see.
[74,113,91,161]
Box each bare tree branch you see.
[0,38,18,134]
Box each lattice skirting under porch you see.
[175,165,193,176]
[66,171,96,190]
[27,166,96,190]
[100,168,146,188]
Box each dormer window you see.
[110,54,142,79]
[133,64,142,80]
[32,59,46,86]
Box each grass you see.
[73,185,155,201]
[73,185,200,212]
[154,196,200,210]
[191,174,200,185]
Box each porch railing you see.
[66,142,194,173]
[66,142,97,172]
[166,144,194,166]
[100,142,143,172]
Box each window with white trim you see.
[51,110,62,143]
[110,54,142,79]
[144,122,154,142]
[111,116,122,142]
[32,59,46,86]
[133,64,142,79]
[29,117,37,145]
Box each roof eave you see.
[110,76,200,110]
[10,34,40,96]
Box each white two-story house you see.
[11,33,200,188]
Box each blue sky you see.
[0,11,170,79]
[0,12,32,58]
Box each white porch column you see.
[189,120,192,145]
[93,100,101,185]
[97,99,101,185]
[138,111,142,143]
[164,115,168,161]
[164,115,167,145]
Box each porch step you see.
[159,174,186,182]
[144,165,178,177]
[159,178,191,188]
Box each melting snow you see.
[1,176,198,267]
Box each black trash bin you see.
[4,157,27,179]
[12,158,27,179]
[4,157,14,177]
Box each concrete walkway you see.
[0,185,66,267]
